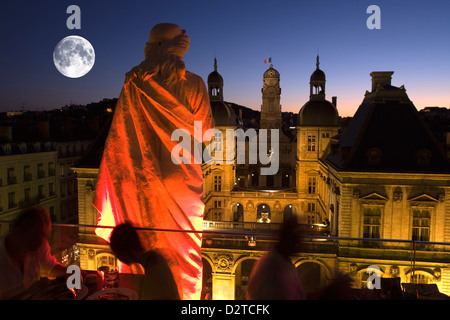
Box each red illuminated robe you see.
[93,67,214,300]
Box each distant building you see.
[0,108,106,262]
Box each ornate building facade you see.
[73,59,450,299]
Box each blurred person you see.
[94,22,214,300]
[246,215,306,300]
[0,207,67,299]
[110,222,180,300]
[309,270,355,300]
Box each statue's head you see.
[140,23,189,86]
[148,23,190,57]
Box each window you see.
[61,181,66,197]
[24,188,31,204]
[48,162,55,176]
[282,172,290,188]
[68,180,73,195]
[24,165,32,181]
[8,192,16,209]
[38,163,45,178]
[233,203,244,222]
[49,183,55,196]
[307,214,316,225]
[60,164,65,177]
[307,202,316,212]
[38,185,44,199]
[214,131,222,152]
[213,175,222,192]
[412,209,430,241]
[251,171,259,187]
[266,174,274,187]
[257,203,271,223]
[363,207,381,238]
[214,200,222,208]
[7,168,16,185]
[307,135,316,152]
[308,177,317,194]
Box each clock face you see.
[266,87,277,98]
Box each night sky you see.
[1,0,449,117]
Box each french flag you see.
[264,57,272,63]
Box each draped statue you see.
[93,23,214,300]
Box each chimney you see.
[332,96,337,108]
[370,71,394,91]
[0,126,12,142]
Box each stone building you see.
[0,112,95,263]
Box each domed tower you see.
[261,64,282,130]
[204,58,239,221]
[309,55,326,100]
[296,56,339,225]
[208,58,224,101]
[207,58,240,127]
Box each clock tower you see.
[260,64,282,129]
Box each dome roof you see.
[208,70,223,84]
[211,101,240,127]
[310,68,325,82]
[299,100,339,126]
[263,65,280,78]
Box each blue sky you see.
[1,0,450,116]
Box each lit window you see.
[214,132,222,152]
[307,135,316,152]
[363,207,381,238]
[307,214,316,225]
[307,202,316,212]
[412,209,430,241]
[308,177,317,194]
[214,175,222,192]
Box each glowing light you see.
[95,191,116,242]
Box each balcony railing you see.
[202,220,330,236]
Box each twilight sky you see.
[1,0,449,117]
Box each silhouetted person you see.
[309,270,355,300]
[110,222,180,300]
[246,215,306,300]
[0,207,67,299]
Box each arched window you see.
[282,171,290,188]
[283,204,297,222]
[256,203,271,223]
[233,203,244,222]
[251,171,259,187]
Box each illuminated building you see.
[0,112,94,263]
[73,59,450,299]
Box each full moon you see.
[53,35,95,78]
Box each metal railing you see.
[2,219,450,264]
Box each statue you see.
[93,23,214,300]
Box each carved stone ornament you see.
[213,252,234,271]
[349,263,358,275]
[353,190,360,199]
[390,265,400,277]
[433,267,442,281]
[393,191,403,202]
